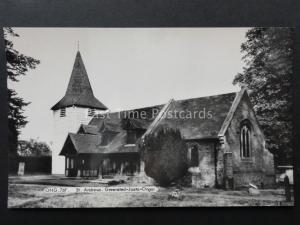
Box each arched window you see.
[240,123,251,158]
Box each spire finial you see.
[77,41,80,51]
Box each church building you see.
[52,51,275,189]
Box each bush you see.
[140,127,188,186]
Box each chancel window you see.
[88,108,95,117]
[60,108,66,117]
[240,124,251,158]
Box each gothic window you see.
[240,123,251,158]
[60,108,66,117]
[191,145,199,167]
[88,108,95,117]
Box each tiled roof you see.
[51,51,107,110]
[89,105,163,131]
[78,124,99,135]
[153,92,237,139]
[90,92,236,139]
[60,133,105,155]
[60,91,239,156]
[60,131,138,155]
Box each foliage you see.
[233,28,293,165]
[4,28,40,156]
[140,127,188,186]
[18,139,52,157]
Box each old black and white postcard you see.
[5,27,294,208]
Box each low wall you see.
[9,156,52,175]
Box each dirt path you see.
[8,183,292,208]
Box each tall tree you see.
[4,28,40,156]
[233,28,293,165]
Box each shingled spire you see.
[51,51,107,110]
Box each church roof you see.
[89,105,163,131]
[147,92,237,139]
[60,132,139,155]
[89,92,237,140]
[51,51,107,110]
[60,91,239,156]
[60,133,105,155]
[78,124,99,135]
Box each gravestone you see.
[18,162,25,176]
[248,187,260,195]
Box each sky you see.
[7,28,249,144]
